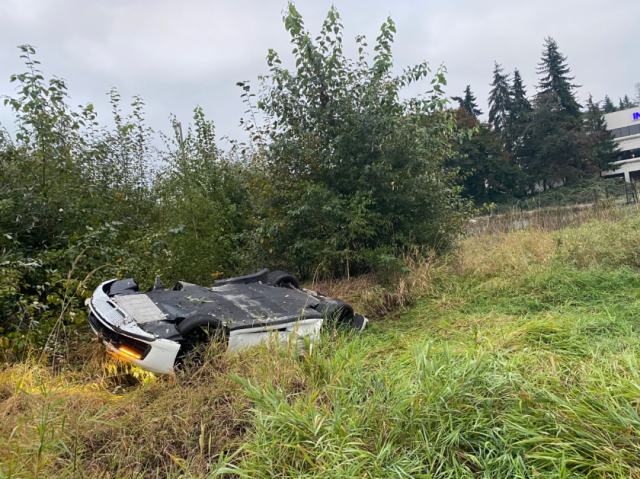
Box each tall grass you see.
[4,211,640,477]
[468,200,640,236]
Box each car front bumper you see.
[89,311,181,374]
[88,280,181,374]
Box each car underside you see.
[88,269,367,373]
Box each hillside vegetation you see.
[3,209,640,478]
[2,5,639,478]
[1,7,471,357]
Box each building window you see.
[608,126,640,139]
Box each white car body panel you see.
[104,337,181,374]
[89,276,365,375]
[89,282,155,341]
[227,316,323,352]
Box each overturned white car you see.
[88,269,367,373]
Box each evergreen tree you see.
[603,95,617,113]
[619,94,635,110]
[449,107,525,204]
[507,68,532,155]
[452,85,483,116]
[634,82,640,106]
[510,69,532,114]
[522,92,590,189]
[584,95,620,171]
[520,37,593,190]
[536,37,581,116]
[488,62,511,134]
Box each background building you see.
[601,107,640,182]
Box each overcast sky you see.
[1,0,638,143]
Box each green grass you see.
[4,216,640,477]
[228,265,640,477]
[493,177,628,213]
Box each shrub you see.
[153,109,252,284]
[241,4,474,278]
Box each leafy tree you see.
[241,4,473,277]
[584,95,620,171]
[0,46,155,250]
[154,109,251,283]
[0,47,164,351]
[488,62,511,135]
[536,37,581,117]
[448,108,525,205]
[0,46,257,353]
[603,95,617,113]
[452,85,483,116]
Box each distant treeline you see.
[602,83,640,112]
[448,38,632,206]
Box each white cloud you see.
[1,0,638,141]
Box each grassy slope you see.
[4,213,640,477]
[492,177,628,213]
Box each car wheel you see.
[176,316,224,354]
[318,298,355,327]
[267,271,300,290]
[353,313,368,331]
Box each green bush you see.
[153,109,252,284]
[0,7,479,352]
[0,48,247,352]
[241,5,473,278]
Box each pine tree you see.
[507,69,532,155]
[619,94,635,110]
[536,37,581,116]
[448,108,525,204]
[520,37,592,190]
[603,95,617,113]
[584,95,620,171]
[522,92,589,189]
[488,62,511,134]
[510,69,532,114]
[452,85,483,116]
